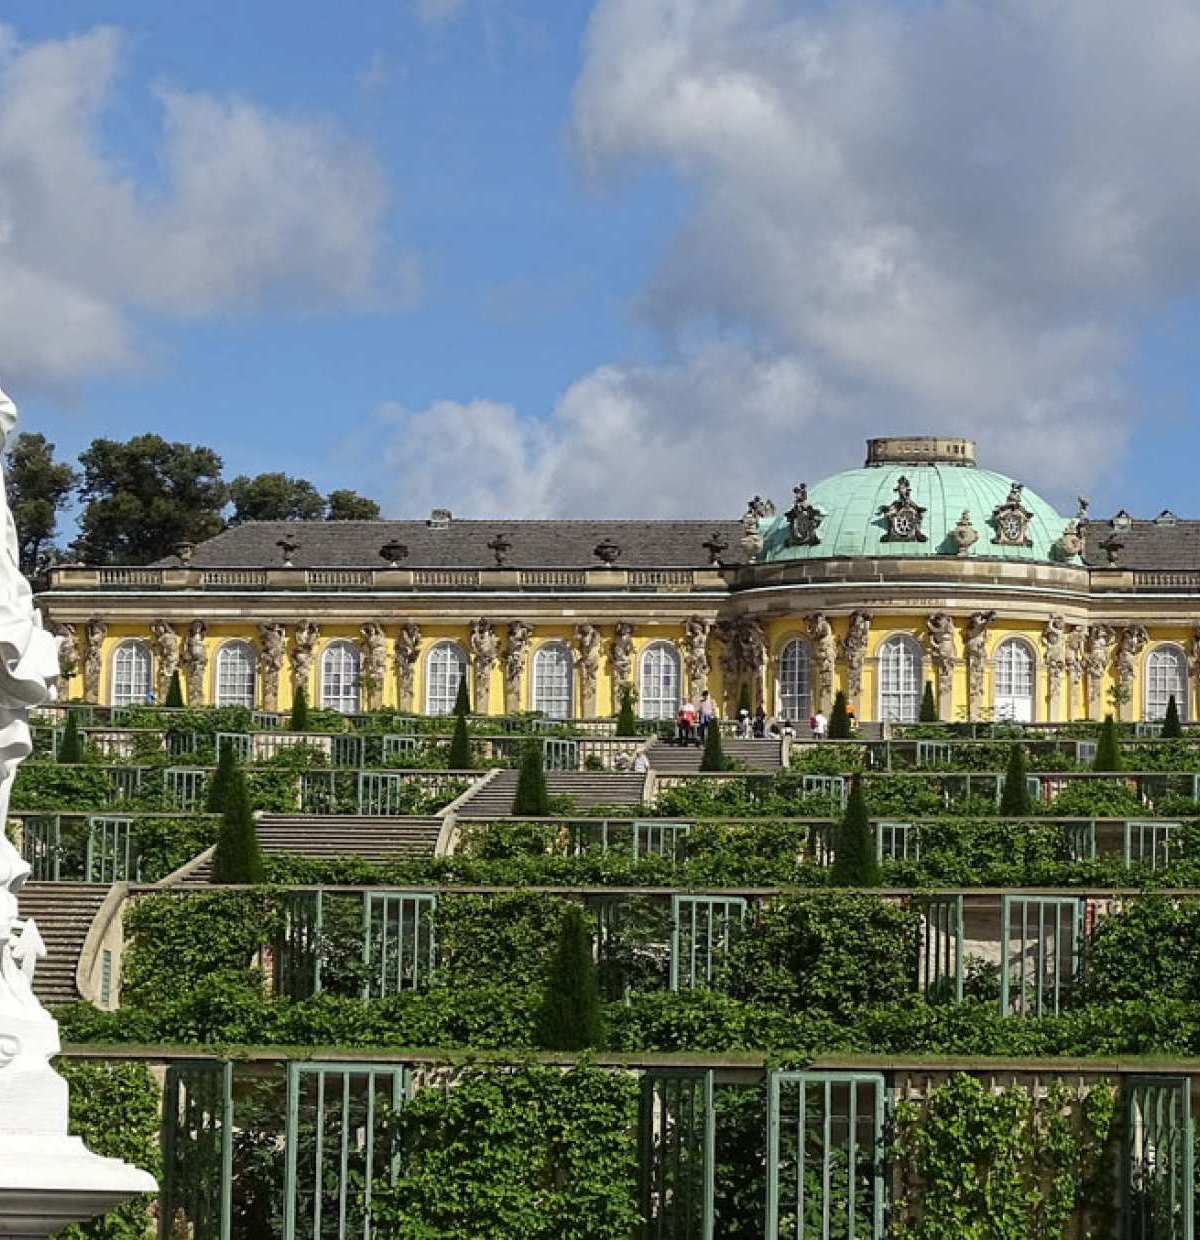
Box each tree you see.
[326,489,381,521]
[512,740,550,816]
[1093,714,1122,772]
[289,686,309,732]
[447,710,472,769]
[210,768,265,884]
[1163,695,1183,739]
[830,777,881,887]
[615,684,638,737]
[164,671,184,708]
[57,711,84,764]
[75,435,227,564]
[919,682,939,722]
[700,721,727,771]
[206,739,240,814]
[228,473,324,524]
[828,691,852,740]
[453,677,471,717]
[4,432,77,577]
[535,904,604,1050]
[999,744,1031,816]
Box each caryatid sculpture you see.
[257,621,287,712]
[359,622,389,711]
[964,610,996,720]
[149,619,181,701]
[503,621,535,714]
[679,616,712,701]
[181,620,208,707]
[0,383,155,1228]
[806,612,837,712]
[840,611,871,706]
[573,623,601,717]
[610,622,635,711]
[395,622,422,713]
[469,619,499,714]
[291,620,320,701]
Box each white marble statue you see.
[0,383,155,1232]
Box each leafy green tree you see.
[999,744,1031,816]
[57,710,84,764]
[4,432,77,577]
[210,767,264,884]
[289,685,309,732]
[326,489,381,521]
[700,720,727,771]
[1163,694,1183,739]
[535,904,604,1050]
[830,777,881,887]
[228,472,324,524]
[453,676,471,717]
[828,690,852,740]
[206,739,239,814]
[919,682,939,722]
[615,684,637,736]
[448,710,472,769]
[1093,714,1122,772]
[512,740,549,816]
[75,435,227,564]
[164,671,184,708]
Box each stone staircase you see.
[179,815,445,882]
[646,737,784,773]
[456,770,647,818]
[18,882,109,1008]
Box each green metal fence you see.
[21,814,61,881]
[1125,821,1179,870]
[916,894,963,1002]
[160,1060,233,1240]
[1124,1075,1194,1238]
[1000,894,1082,1016]
[362,892,437,997]
[276,890,324,999]
[670,895,746,991]
[86,815,137,883]
[164,766,208,811]
[633,820,692,863]
[639,1068,716,1239]
[875,821,917,863]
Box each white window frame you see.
[777,637,812,722]
[1144,644,1188,722]
[531,643,573,720]
[213,641,257,709]
[877,634,923,723]
[111,640,153,707]
[993,637,1036,723]
[320,641,362,714]
[640,642,682,721]
[425,642,467,716]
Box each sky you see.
[2,0,1200,524]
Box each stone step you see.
[457,770,646,818]
[645,737,784,772]
[17,882,109,1008]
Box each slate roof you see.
[164,519,747,569]
[1082,520,1200,570]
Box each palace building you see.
[37,435,1200,725]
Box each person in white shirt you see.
[812,710,828,740]
[632,750,650,773]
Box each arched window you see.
[532,643,573,719]
[111,640,153,707]
[425,642,467,716]
[640,643,682,721]
[214,641,256,708]
[777,638,811,722]
[1145,644,1188,722]
[878,634,923,723]
[321,641,361,714]
[993,638,1035,723]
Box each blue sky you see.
[1,0,1199,522]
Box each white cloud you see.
[0,25,406,391]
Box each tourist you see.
[632,750,650,773]
[753,706,767,739]
[677,699,697,745]
[812,709,828,740]
[697,690,717,742]
[736,706,751,738]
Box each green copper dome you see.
[759,438,1072,564]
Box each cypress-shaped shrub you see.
[999,744,1031,816]
[830,777,881,887]
[206,738,239,814]
[828,691,852,740]
[1163,695,1183,739]
[1093,714,1122,772]
[210,769,265,884]
[919,682,939,722]
[615,684,638,737]
[289,686,309,732]
[447,709,472,769]
[535,904,604,1049]
[700,721,727,771]
[453,676,470,717]
[512,740,550,816]
[57,711,84,764]
[164,671,184,708]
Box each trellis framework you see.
[1124,1075,1194,1239]
[999,894,1081,1016]
[670,895,746,991]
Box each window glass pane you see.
[778,639,811,721]
[879,636,922,723]
[532,645,572,719]
[215,642,256,708]
[640,644,681,720]
[1145,646,1187,721]
[425,643,466,716]
[112,642,152,707]
[321,643,361,714]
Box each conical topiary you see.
[700,720,727,771]
[164,671,184,708]
[210,767,265,884]
[999,743,1031,816]
[57,710,84,764]
[1093,714,1122,772]
[828,691,852,740]
[289,685,309,732]
[453,676,470,717]
[206,737,239,814]
[1163,695,1183,739]
[830,777,881,887]
[919,682,939,722]
[535,903,604,1050]
[447,708,472,769]
[512,740,550,816]
[615,683,638,737]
